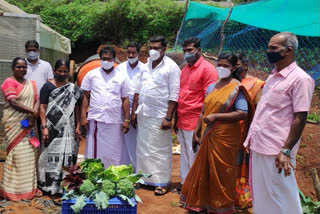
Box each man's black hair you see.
[25,40,39,50]
[127,42,141,52]
[99,46,116,58]
[149,36,167,47]
[182,37,200,48]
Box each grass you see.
[307,112,320,122]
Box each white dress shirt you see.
[81,67,129,124]
[134,56,181,118]
[116,61,144,108]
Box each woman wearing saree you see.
[180,53,254,213]
[38,59,83,195]
[0,57,40,201]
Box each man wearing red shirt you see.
[175,38,218,191]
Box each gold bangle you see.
[125,119,130,123]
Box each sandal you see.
[171,187,181,194]
[154,186,168,196]
[171,184,182,194]
[35,189,43,197]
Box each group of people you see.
[0,40,83,200]
[0,31,315,214]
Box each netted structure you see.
[174,0,320,83]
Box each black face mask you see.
[267,51,285,64]
[232,67,244,81]
[55,74,68,82]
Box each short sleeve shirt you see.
[25,59,53,95]
[177,56,218,130]
[81,67,129,124]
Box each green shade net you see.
[185,0,320,37]
[175,0,320,84]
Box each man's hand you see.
[42,127,49,143]
[275,152,294,176]
[80,117,88,131]
[131,113,137,129]
[160,119,171,130]
[192,130,200,152]
[122,121,130,134]
[203,114,216,125]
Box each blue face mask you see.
[184,50,198,63]
[27,51,39,61]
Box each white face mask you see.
[101,60,114,70]
[149,49,161,61]
[217,66,232,79]
[127,56,138,65]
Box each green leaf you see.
[134,194,142,204]
[117,194,135,207]
[62,190,75,201]
[70,194,86,214]
[126,172,151,184]
[93,191,109,210]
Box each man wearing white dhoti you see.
[244,32,314,214]
[80,46,130,167]
[117,42,144,170]
[131,36,181,196]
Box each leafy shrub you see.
[7,0,184,47]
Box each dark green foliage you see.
[7,0,184,47]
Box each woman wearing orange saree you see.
[0,57,40,200]
[180,53,254,213]
[234,53,264,105]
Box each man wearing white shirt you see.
[80,46,130,167]
[24,40,54,95]
[117,42,144,170]
[131,36,181,196]
[24,40,53,139]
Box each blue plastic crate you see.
[62,196,137,214]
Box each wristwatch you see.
[280,148,291,157]
[41,125,48,129]
[165,116,172,122]
[124,119,130,123]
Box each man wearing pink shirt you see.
[175,37,218,192]
[244,32,315,214]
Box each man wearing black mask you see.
[173,37,218,193]
[243,32,314,214]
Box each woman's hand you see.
[32,108,39,118]
[75,125,81,140]
[42,127,49,143]
[192,130,201,152]
[203,114,216,125]
[80,117,88,131]
[28,115,35,127]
